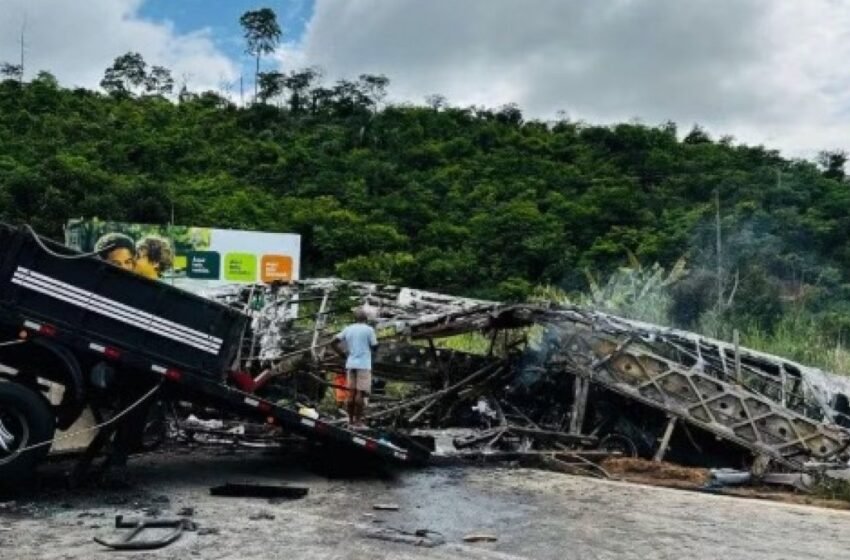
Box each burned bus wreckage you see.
[210,279,850,480]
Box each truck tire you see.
[0,381,55,484]
[140,399,168,452]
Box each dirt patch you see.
[720,486,850,511]
[601,457,710,487]
[599,457,850,512]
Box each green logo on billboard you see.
[224,253,257,282]
[186,251,220,279]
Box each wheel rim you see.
[0,409,30,465]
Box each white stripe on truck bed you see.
[12,266,222,355]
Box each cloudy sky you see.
[1,0,848,158]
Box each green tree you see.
[284,68,319,113]
[144,65,174,96]
[358,74,390,111]
[1,65,850,364]
[0,62,23,83]
[239,8,282,103]
[818,150,847,181]
[257,71,285,104]
[100,52,148,96]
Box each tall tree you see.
[818,150,847,181]
[257,71,285,104]
[331,79,371,116]
[358,74,389,111]
[284,67,319,113]
[425,93,447,111]
[100,52,148,96]
[144,65,174,96]
[239,8,282,103]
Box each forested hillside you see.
[0,72,848,350]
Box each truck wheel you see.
[140,399,168,452]
[0,381,55,484]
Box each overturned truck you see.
[222,279,850,476]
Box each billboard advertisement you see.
[65,219,301,291]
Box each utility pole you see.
[715,188,723,312]
[169,198,175,287]
[19,15,27,84]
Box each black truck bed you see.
[0,225,245,378]
[0,225,426,465]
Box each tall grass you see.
[434,332,492,354]
[738,315,850,375]
[534,260,850,376]
[697,309,849,374]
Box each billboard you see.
[65,219,301,291]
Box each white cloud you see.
[283,0,850,158]
[0,0,237,94]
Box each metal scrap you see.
[209,483,309,499]
[93,515,197,551]
[360,526,446,548]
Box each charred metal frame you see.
[211,280,850,473]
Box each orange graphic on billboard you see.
[261,254,293,283]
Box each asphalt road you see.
[1,448,849,559]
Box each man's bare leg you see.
[354,392,369,427]
[354,393,362,426]
[347,389,358,426]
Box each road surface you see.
[1,448,847,559]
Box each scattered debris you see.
[463,533,499,543]
[248,511,276,521]
[709,469,752,487]
[762,472,814,492]
[210,483,309,500]
[360,526,445,547]
[176,416,290,449]
[185,415,225,430]
[93,515,197,551]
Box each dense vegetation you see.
[0,69,848,369]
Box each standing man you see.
[331,308,378,428]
